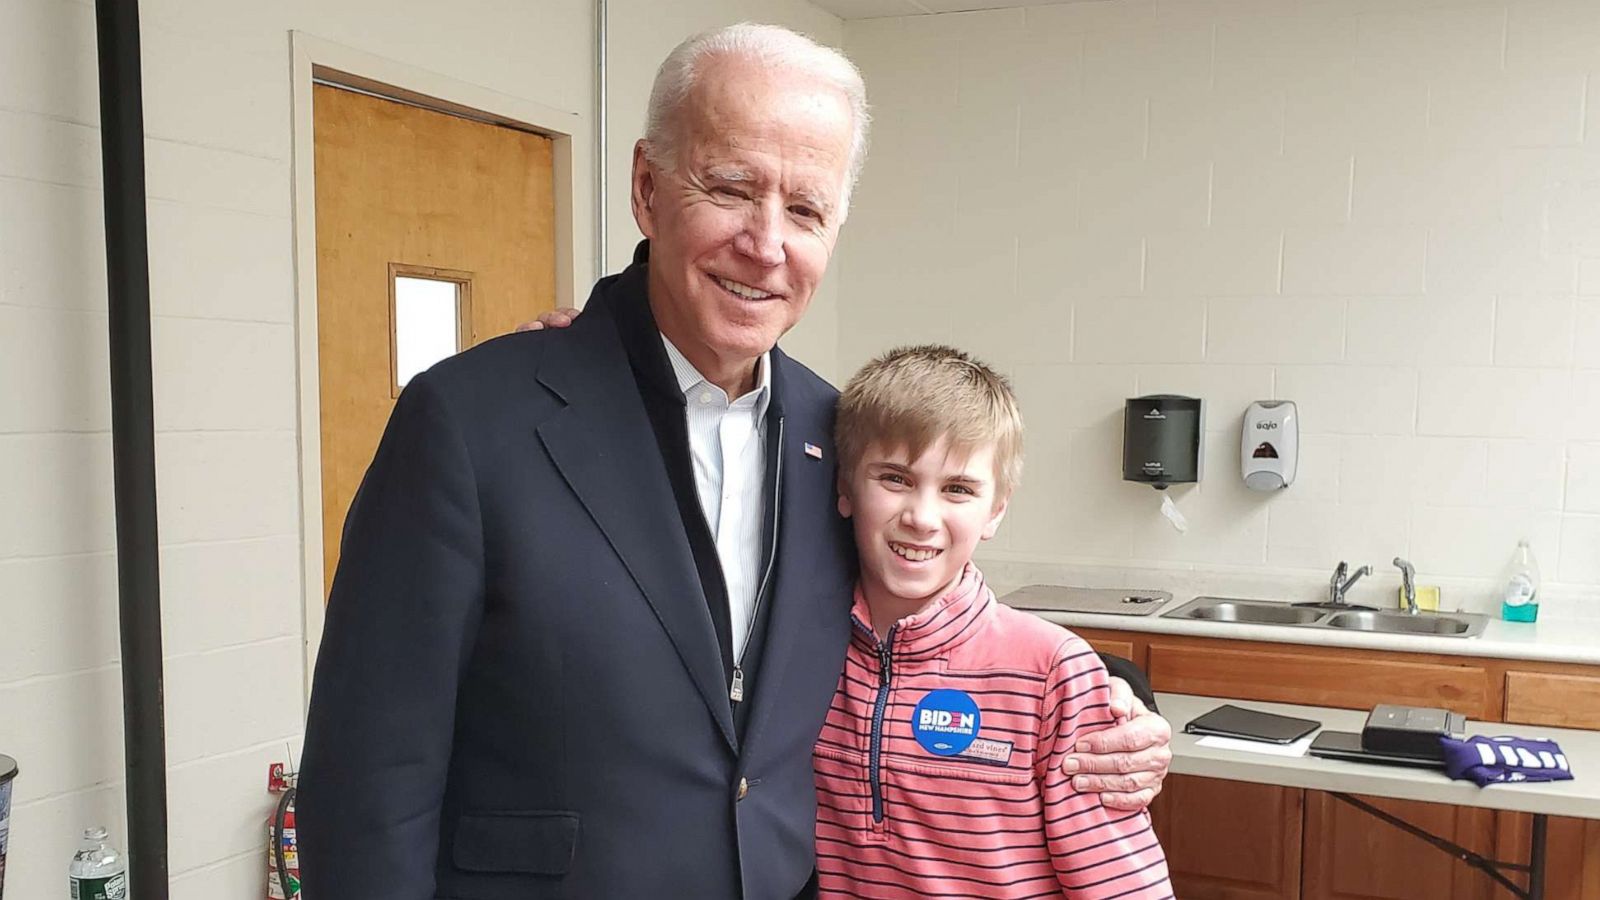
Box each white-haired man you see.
[299,24,1170,899]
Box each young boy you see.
[813,345,1173,899]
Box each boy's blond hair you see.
[835,345,1023,499]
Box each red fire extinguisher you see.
[267,763,301,899]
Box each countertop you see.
[1159,692,1600,819]
[1010,596,1600,666]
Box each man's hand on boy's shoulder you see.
[1061,678,1173,811]
[517,308,581,332]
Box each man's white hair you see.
[643,23,870,216]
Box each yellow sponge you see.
[1404,585,1441,612]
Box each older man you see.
[299,24,1169,900]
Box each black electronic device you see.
[1361,704,1466,761]
[1184,704,1320,745]
[1123,395,1204,489]
[1309,730,1447,769]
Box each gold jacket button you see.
[737,777,749,801]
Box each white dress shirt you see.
[661,336,771,664]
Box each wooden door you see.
[1302,792,1497,900]
[1151,774,1304,899]
[313,84,557,595]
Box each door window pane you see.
[394,275,461,388]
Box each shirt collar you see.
[850,564,993,661]
[660,334,772,418]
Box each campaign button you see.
[911,689,981,756]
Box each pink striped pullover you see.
[813,565,1173,899]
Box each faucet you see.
[1394,558,1417,615]
[1328,561,1373,606]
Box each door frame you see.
[289,31,593,705]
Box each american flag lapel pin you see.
[803,441,823,460]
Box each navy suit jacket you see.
[298,261,855,899]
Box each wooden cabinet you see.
[1084,636,1135,662]
[1504,670,1600,730]
[1076,627,1144,671]
[1301,792,1496,900]
[1145,641,1490,714]
[1153,774,1303,899]
[1497,811,1600,900]
[1497,668,1600,899]
[1074,627,1600,900]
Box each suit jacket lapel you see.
[534,297,738,752]
[740,350,851,759]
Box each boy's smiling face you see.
[839,436,1010,631]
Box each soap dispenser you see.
[1500,539,1541,623]
[1241,400,1298,491]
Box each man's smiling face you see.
[632,54,854,378]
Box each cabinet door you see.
[1147,642,1490,714]
[1151,774,1302,900]
[1073,627,1144,671]
[1302,791,1496,900]
[1085,637,1135,662]
[1497,812,1600,900]
[1501,668,1600,899]
[1504,671,1600,729]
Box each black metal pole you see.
[94,0,170,896]
[1527,814,1547,900]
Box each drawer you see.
[1086,638,1135,662]
[1504,670,1600,729]
[1070,627,1143,670]
[1148,642,1492,716]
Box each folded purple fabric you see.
[1440,735,1574,787]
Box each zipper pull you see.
[730,666,745,703]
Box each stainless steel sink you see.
[1324,610,1488,637]
[1161,596,1487,638]
[1177,600,1325,625]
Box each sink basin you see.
[1165,597,1325,626]
[1160,596,1487,638]
[1324,610,1488,637]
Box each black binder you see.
[1184,704,1321,744]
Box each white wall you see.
[0,0,837,897]
[606,1,847,379]
[838,0,1600,608]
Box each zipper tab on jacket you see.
[730,417,783,710]
[869,626,896,825]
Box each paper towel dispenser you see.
[1123,395,1203,490]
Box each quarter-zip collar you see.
[849,563,991,662]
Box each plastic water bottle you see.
[1500,539,1541,623]
[68,827,126,900]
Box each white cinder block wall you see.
[0,1,839,897]
[838,0,1600,604]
